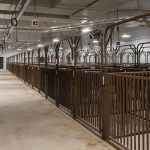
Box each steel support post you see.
[54,42,61,107]
[27,51,30,85]
[37,48,41,93]
[44,46,49,99]
[100,12,150,144]
[31,50,34,89]
[68,36,80,119]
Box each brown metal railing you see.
[58,69,73,111]
[39,67,45,94]
[32,65,39,89]
[6,12,150,150]
[108,73,150,150]
[47,68,56,100]
[7,63,150,150]
[75,70,102,132]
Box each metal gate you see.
[107,73,150,150]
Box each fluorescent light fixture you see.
[53,38,59,42]
[81,20,87,24]
[28,48,32,51]
[50,26,56,29]
[121,34,131,38]
[38,44,44,48]
[82,28,91,33]
[17,48,22,51]
[52,29,57,31]
[93,40,98,43]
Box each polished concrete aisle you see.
[0,70,115,150]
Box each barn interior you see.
[1,0,150,150]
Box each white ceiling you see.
[0,0,150,51]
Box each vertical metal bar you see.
[126,78,129,149]
[130,79,133,150]
[93,72,95,128]
[81,71,84,119]
[44,46,48,99]
[72,69,77,119]
[122,77,126,147]
[116,76,119,143]
[91,73,93,126]
[88,72,91,125]
[141,80,145,150]
[98,71,101,133]
[55,43,60,107]
[76,71,79,118]
[109,75,112,137]
[37,48,41,93]
[84,71,86,121]
[75,71,79,116]
[119,77,122,145]
[17,54,18,64]
[24,52,26,65]
[111,76,115,138]
[31,50,34,89]
[95,73,98,129]
[98,73,101,130]
[133,78,136,150]
[27,51,30,85]
[79,71,82,118]
[94,73,96,129]
[137,79,141,150]
[146,80,149,150]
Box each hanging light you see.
[81,20,87,24]
[37,44,44,48]
[82,28,91,33]
[93,40,98,43]
[28,48,32,51]
[53,38,60,42]
[121,34,131,38]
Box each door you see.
[0,57,3,69]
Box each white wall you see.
[2,49,22,69]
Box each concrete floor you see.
[0,70,115,150]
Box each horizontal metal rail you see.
[7,63,150,150]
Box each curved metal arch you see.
[89,54,96,64]
[33,49,38,64]
[116,44,136,54]
[121,51,134,57]
[139,51,147,56]
[137,42,150,65]
[77,50,88,64]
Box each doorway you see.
[0,57,3,69]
